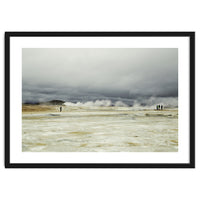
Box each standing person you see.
[60,106,62,112]
[156,105,159,110]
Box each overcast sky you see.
[22,48,178,103]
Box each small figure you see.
[161,105,163,110]
[60,106,62,112]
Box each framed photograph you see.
[5,32,195,168]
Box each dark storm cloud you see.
[22,48,178,102]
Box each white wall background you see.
[0,1,199,200]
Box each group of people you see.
[156,104,164,110]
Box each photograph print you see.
[22,48,178,152]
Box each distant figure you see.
[60,106,62,112]
[156,104,164,110]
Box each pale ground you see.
[22,105,178,152]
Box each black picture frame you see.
[5,32,195,168]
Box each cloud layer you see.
[22,48,178,103]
